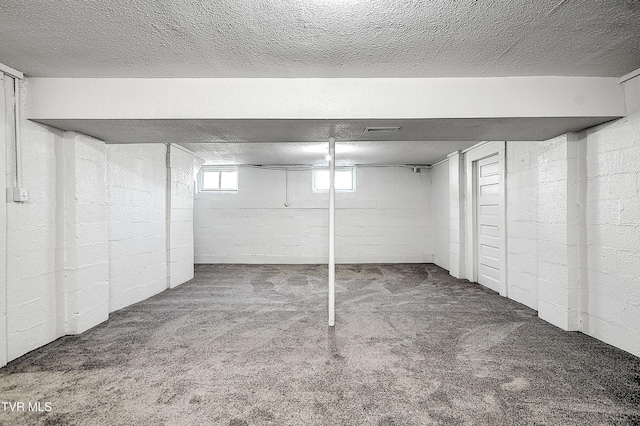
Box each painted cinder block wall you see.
[5,111,61,361]
[1,77,198,366]
[503,78,640,357]
[505,141,540,310]
[3,118,112,360]
[431,160,450,271]
[169,147,198,287]
[429,77,640,357]
[581,101,640,357]
[431,129,640,358]
[194,166,433,264]
[107,144,197,310]
[106,144,168,312]
[59,132,110,335]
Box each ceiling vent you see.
[364,126,400,133]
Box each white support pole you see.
[328,137,336,327]
[166,143,172,289]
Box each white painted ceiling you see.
[36,116,612,165]
[2,0,639,164]
[37,117,610,144]
[1,0,639,78]
[181,141,480,166]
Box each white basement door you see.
[476,155,501,292]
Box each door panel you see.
[476,155,501,292]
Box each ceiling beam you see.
[27,77,625,121]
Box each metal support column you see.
[328,137,336,327]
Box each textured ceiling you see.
[34,116,611,164]
[37,117,614,145]
[3,0,639,166]
[1,0,639,78]
[180,141,479,166]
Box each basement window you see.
[313,167,356,192]
[199,167,238,192]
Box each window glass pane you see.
[220,171,238,190]
[315,169,330,191]
[313,168,355,192]
[335,170,353,190]
[201,168,238,191]
[203,171,220,190]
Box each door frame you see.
[463,141,507,297]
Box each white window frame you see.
[312,166,356,193]
[198,166,239,193]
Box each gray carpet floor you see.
[1,264,639,425]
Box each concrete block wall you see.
[505,142,539,310]
[194,168,326,263]
[535,134,581,330]
[448,152,465,278]
[0,77,198,367]
[169,146,196,287]
[426,89,639,357]
[59,132,109,334]
[3,85,111,360]
[505,136,587,328]
[582,109,640,356]
[5,114,61,361]
[337,167,432,263]
[431,160,450,270]
[106,144,168,312]
[194,166,433,264]
[1,75,200,366]
[1,134,195,366]
[499,78,640,356]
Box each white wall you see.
[3,89,112,361]
[195,167,325,263]
[500,77,640,356]
[431,160,450,270]
[194,166,433,264]
[169,146,197,287]
[581,107,640,356]
[106,144,168,312]
[535,134,581,330]
[5,113,61,361]
[0,77,198,367]
[447,152,465,278]
[59,132,109,334]
[426,78,640,357]
[506,142,539,310]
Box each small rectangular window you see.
[313,167,355,192]
[199,167,238,192]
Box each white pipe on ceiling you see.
[0,64,25,192]
[13,78,22,189]
[0,63,24,80]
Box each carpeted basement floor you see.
[1,264,640,425]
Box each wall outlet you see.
[12,187,29,202]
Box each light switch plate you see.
[12,187,29,202]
